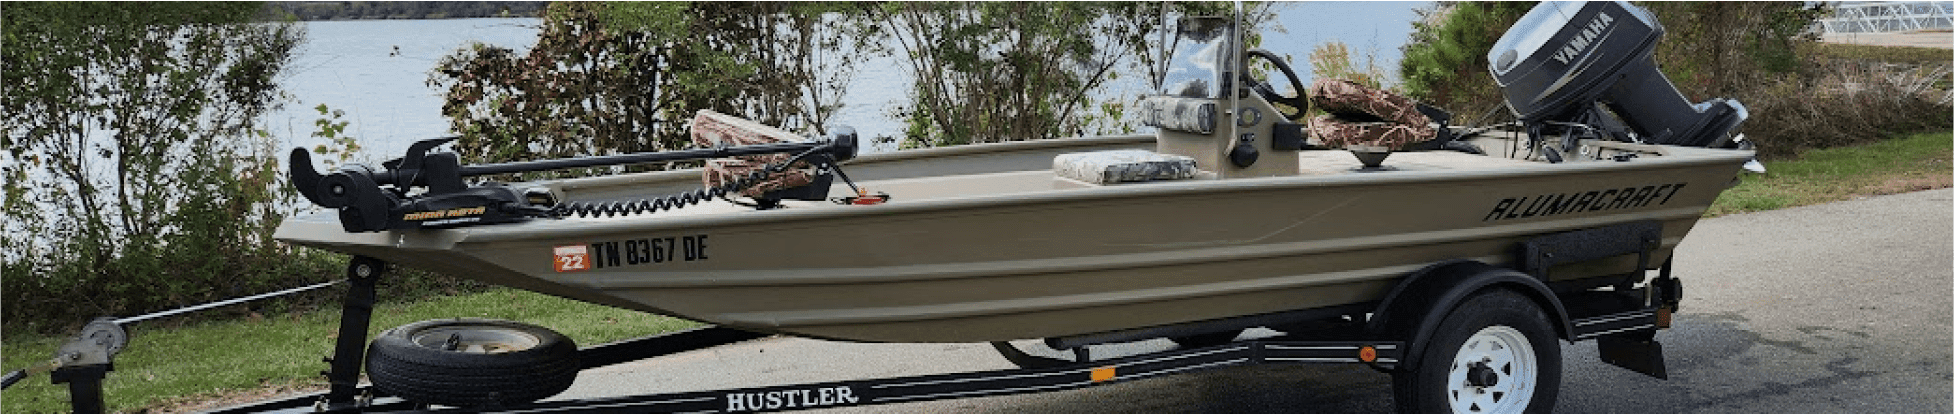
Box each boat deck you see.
[556,146,1544,220]
[537,131,1713,228]
[859,148,1545,202]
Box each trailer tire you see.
[365,318,579,407]
[1392,289,1560,414]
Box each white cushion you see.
[1053,150,1198,184]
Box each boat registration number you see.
[554,234,709,272]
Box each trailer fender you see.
[1366,260,1574,372]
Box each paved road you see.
[554,189,1953,413]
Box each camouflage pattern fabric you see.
[1052,149,1198,184]
[1309,78,1432,127]
[1307,115,1432,150]
[1138,95,1217,134]
[690,110,818,198]
[703,159,816,197]
[1307,78,1435,150]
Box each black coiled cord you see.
[549,156,803,218]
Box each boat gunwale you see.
[457,145,1753,244]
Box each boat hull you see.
[275,137,1749,343]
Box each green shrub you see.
[1,2,321,333]
[1398,2,1534,123]
[0,3,490,335]
[1309,41,1391,90]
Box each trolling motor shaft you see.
[290,129,858,233]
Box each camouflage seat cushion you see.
[1053,150,1198,184]
[1308,78,1436,150]
[691,110,819,198]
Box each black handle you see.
[2,369,25,390]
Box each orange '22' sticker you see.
[554,245,590,273]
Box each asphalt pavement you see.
[553,188,1953,413]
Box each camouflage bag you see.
[1306,115,1433,150]
[1309,78,1432,127]
[1307,78,1436,150]
[702,158,816,197]
[691,110,819,198]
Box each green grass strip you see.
[1708,131,1952,216]
[1807,42,1954,67]
[1,288,699,413]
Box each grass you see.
[2,131,1947,413]
[0,288,700,413]
[1807,42,1954,67]
[1706,131,1953,216]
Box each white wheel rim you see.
[411,326,542,354]
[1446,325,1537,414]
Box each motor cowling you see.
[1489,1,1747,148]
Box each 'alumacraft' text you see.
[1484,182,1686,222]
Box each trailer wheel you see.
[366,318,579,407]
[1392,289,1560,414]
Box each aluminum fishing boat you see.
[274,2,1756,345]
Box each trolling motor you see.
[1490,1,1752,159]
[290,130,859,233]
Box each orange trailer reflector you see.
[1090,366,1117,382]
[1359,346,1378,363]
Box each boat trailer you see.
[1,1,1736,411]
[6,218,1681,413]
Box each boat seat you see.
[1053,149,1198,185]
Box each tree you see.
[1,2,314,329]
[875,2,1252,148]
[429,2,877,174]
[431,1,1276,162]
[1310,41,1391,90]
[1397,1,1535,125]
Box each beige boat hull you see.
[275,134,1749,343]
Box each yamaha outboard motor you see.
[1490,1,1748,149]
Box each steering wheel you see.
[1245,49,1309,121]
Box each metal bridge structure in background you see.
[1818,1,1954,33]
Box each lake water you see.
[269,3,1428,161]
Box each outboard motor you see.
[1490,1,1748,149]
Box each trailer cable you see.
[2,279,348,391]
